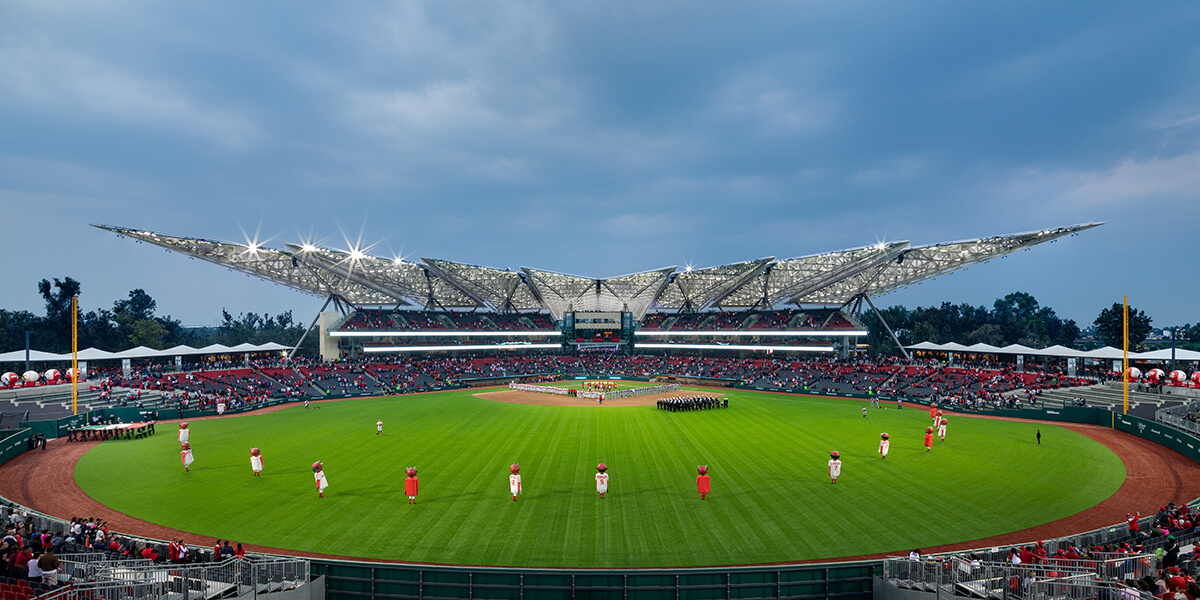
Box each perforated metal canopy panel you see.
[95,222,1101,316]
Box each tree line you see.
[860,291,1180,356]
[0,277,316,356]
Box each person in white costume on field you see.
[250,448,263,476]
[376,420,383,435]
[180,442,194,472]
[828,451,842,484]
[938,418,948,441]
[313,461,329,498]
[178,422,189,444]
[878,433,890,459]
[595,463,609,499]
[509,464,522,501]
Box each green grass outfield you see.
[75,388,1124,567]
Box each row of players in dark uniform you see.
[657,395,729,412]
[65,421,156,442]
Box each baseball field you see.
[73,384,1124,567]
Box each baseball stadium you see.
[2,221,1200,600]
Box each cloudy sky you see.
[1,2,1197,329]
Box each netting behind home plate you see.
[0,411,29,429]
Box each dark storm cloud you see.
[0,1,1197,327]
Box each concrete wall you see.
[319,313,340,362]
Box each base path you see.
[3,401,1200,565]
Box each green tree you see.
[36,277,82,352]
[0,309,40,356]
[1093,302,1152,348]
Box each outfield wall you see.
[311,560,876,600]
[3,384,1200,600]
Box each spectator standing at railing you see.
[1163,536,1180,568]
[37,548,58,586]
[27,551,42,582]
[1126,511,1144,537]
[9,544,32,579]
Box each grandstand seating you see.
[0,353,1107,422]
[636,308,860,332]
[338,309,557,332]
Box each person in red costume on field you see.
[404,467,419,504]
[924,427,934,451]
[696,465,711,499]
[929,403,938,421]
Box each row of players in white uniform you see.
[177,409,948,493]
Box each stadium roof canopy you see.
[95,222,1103,321]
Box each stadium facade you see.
[97,223,1101,361]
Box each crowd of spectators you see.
[8,351,1105,413]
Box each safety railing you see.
[50,555,309,600]
[882,555,1158,600]
[1027,575,1159,600]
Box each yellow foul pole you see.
[1122,295,1129,415]
[72,295,79,416]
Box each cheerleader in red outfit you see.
[696,465,710,500]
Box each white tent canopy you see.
[903,342,1199,361]
[1080,346,1128,360]
[1135,348,1200,362]
[113,346,170,359]
[0,349,67,363]
[75,347,119,360]
[1028,345,1086,358]
[3,342,292,363]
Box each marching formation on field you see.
[656,395,728,411]
[172,397,966,499]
